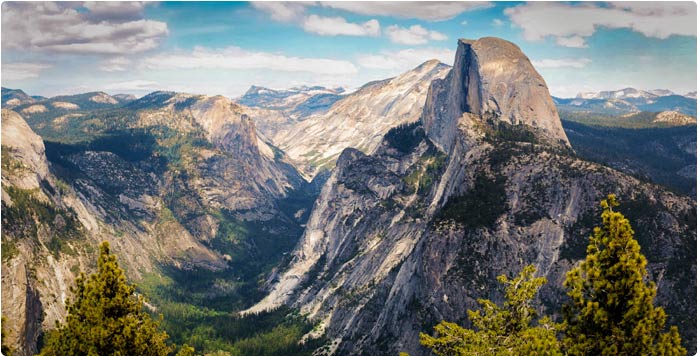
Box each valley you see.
[2,37,696,356]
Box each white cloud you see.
[100,57,131,72]
[251,2,308,22]
[385,25,447,45]
[555,36,587,48]
[491,19,504,27]
[82,2,147,22]
[141,46,358,75]
[532,58,592,69]
[302,15,380,36]
[1,2,168,55]
[461,20,468,26]
[505,2,696,47]
[2,62,52,81]
[320,2,492,21]
[357,47,453,70]
[253,4,381,38]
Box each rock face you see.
[272,60,451,178]
[1,110,50,189]
[423,38,569,151]
[133,92,304,214]
[653,110,697,126]
[249,38,696,355]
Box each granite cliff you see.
[248,38,696,355]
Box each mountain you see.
[7,91,125,123]
[560,110,696,129]
[2,87,36,108]
[113,93,138,103]
[237,85,345,118]
[2,91,318,354]
[1,108,230,355]
[563,120,696,196]
[270,60,451,178]
[576,87,659,100]
[555,88,697,116]
[248,37,696,355]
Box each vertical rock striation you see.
[423,38,569,152]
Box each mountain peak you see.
[423,37,570,151]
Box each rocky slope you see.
[272,60,451,178]
[2,87,36,108]
[1,109,227,355]
[249,38,696,355]
[1,91,314,354]
[653,110,697,125]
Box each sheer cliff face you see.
[423,38,569,152]
[250,38,695,355]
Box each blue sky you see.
[1,1,696,98]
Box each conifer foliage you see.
[419,265,561,355]
[39,241,172,356]
[562,194,685,355]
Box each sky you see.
[1,1,697,98]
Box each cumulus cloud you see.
[532,58,592,69]
[505,2,696,47]
[385,25,447,45]
[320,2,492,21]
[1,2,168,55]
[491,19,504,27]
[82,1,147,22]
[302,15,380,36]
[141,46,358,75]
[555,36,587,48]
[253,3,381,37]
[251,2,308,22]
[357,47,453,70]
[2,63,52,81]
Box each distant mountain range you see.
[236,85,345,118]
[553,87,697,116]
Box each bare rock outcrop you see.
[423,37,570,152]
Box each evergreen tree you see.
[562,194,685,356]
[419,265,561,356]
[1,316,13,356]
[39,241,173,356]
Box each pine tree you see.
[562,194,685,356]
[419,265,561,356]
[39,241,173,356]
[1,316,13,356]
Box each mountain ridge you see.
[246,37,696,355]
[270,59,451,179]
